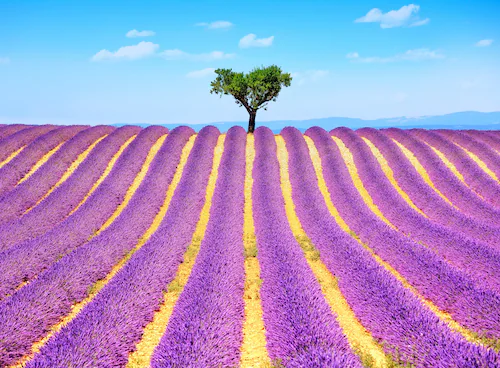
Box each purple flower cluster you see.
[332,127,500,296]
[383,128,500,224]
[463,130,500,153]
[0,124,33,142]
[324,128,500,338]
[0,125,87,196]
[0,126,166,304]
[24,126,217,367]
[0,126,114,224]
[0,125,55,162]
[252,127,361,367]
[304,126,500,366]
[437,129,500,184]
[409,129,500,208]
[465,130,500,153]
[0,126,140,249]
[357,128,500,250]
[0,126,197,367]
[151,126,246,367]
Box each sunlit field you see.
[1,124,500,367]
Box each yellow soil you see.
[330,136,395,228]
[306,138,487,349]
[391,139,455,207]
[92,134,167,237]
[68,135,136,216]
[276,136,389,367]
[427,144,467,183]
[23,135,108,214]
[126,135,225,368]
[240,134,270,367]
[0,146,25,169]
[360,137,427,217]
[17,142,64,185]
[12,136,196,368]
[454,142,499,182]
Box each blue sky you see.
[0,0,499,125]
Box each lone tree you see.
[210,65,292,133]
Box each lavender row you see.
[302,126,499,366]
[0,124,33,142]
[25,126,217,367]
[333,127,500,295]
[328,128,500,337]
[436,129,500,182]
[357,128,500,250]
[0,126,166,302]
[383,128,500,224]
[0,125,56,163]
[0,125,87,196]
[152,126,246,367]
[465,130,500,153]
[409,129,500,208]
[252,127,361,367]
[0,126,139,249]
[0,126,193,367]
[0,126,114,224]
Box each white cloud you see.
[475,39,493,47]
[186,68,216,78]
[347,48,444,63]
[161,49,235,61]
[239,34,274,48]
[355,4,429,28]
[292,70,330,86]
[91,41,159,61]
[0,57,10,64]
[196,21,233,29]
[126,29,156,38]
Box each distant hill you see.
[114,111,500,133]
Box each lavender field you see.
[1,124,500,367]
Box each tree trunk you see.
[248,111,256,133]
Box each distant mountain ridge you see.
[114,111,500,133]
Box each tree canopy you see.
[210,65,292,133]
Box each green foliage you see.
[210,65,292,132]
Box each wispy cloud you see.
[347,48,444,63]
[0,57,10,64]
[239,34,274,48]
[161,49,235,61]
[91,41,159,61]
[195,21,233,29]
[291,70,329,86]
[475,39,493,47]
[355,4,429,28]
[126,29,156,38]
[186,68,216,78]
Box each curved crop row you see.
[152,126,246,367]
[0,126,193,366]
[0,124,33,141]
[0,126,166,303]
[410,129,500,208]
[251,127,360,367]
[384,128,500,224]
[0,126,140,249]
[332,128,500,296]
[304,126,499,366]
[0,125,55,164]
[0,125,86,196]
[0,123,498,367]
[358,128,500,250]
[0,125,113,223]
